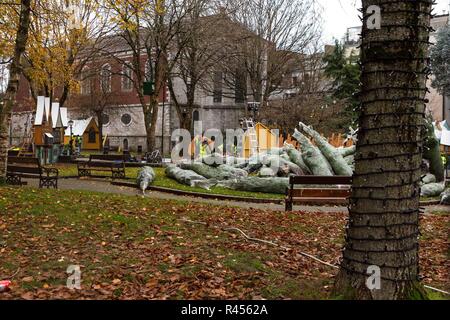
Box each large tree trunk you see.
[334,0,431,300]
[145,97,159,152]
[0,0,32,181]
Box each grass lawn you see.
[54,164,284,200]
[0,186,448,300]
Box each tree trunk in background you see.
[145,96,159,152]
[334,0,432,299]
[0,0,32,182]
[95,110,104,151]
[179,112,193,132]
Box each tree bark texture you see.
[334,0,432,300]
[0,0,32,181]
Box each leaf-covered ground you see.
[0,186,448,300]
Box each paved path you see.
[21,178,450,214]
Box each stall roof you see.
[51,103,63,128]
[44,97,51,123]
[60,108,68,127]
[64,117,95,136]
[34,96,45,125]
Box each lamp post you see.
[68,120,74,156]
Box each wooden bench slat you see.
[6,157,58,189]
[90,155,128,161]
[78,155,126,179]
[288,188,351,198]
[85,162,114,167]
[7,166,42,174]
[285,175,352,211]
[289,197,349,205]
[289,176,352,185]
[7,157,40,165]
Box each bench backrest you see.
[89,154,127,162]
[7,157,41,166]
[289,175,352,186]
[288,175,352,199]
[7,157,42,175]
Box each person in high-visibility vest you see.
[442,154,448,167]
[200,139,208,157]
[194,135,201,159]
[232,143,237,156]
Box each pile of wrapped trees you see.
[164,122,356,195]
[157,120,449,202]
[420,118,448,203]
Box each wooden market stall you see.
[64,117,101,151]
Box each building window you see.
[121,113,132,126]
[81,68,91,95]
[292,76,298,87]
[213,71,222,103]
[235,71,246,103]
[88,127,96,143]
[100,64,111,93]
[123,138,129,151]
[122,64,133,91]
[193,110,199,122]
[101,113,110,126]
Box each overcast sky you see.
[319,0,450,44]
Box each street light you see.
[68,120,74,156]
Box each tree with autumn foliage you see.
[21,0,112,107]
[0,0,32,181]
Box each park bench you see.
[285,175,352,211]
[77,154,127,179]
[6,157,58,189]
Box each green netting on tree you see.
[292,129,334,176]
[440,188,450,205]
[136,166,156,192]
[217,177,289,194]
[261,154,304,176]
[420,182,446,197]
[180,162,247,180]
[283,143,312,175]
[420,173,437,185]
[165,165,208,188]
[258,166,276,177]
[424,117,445,182]
[338,145,356,157]
[298,122,353,176]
